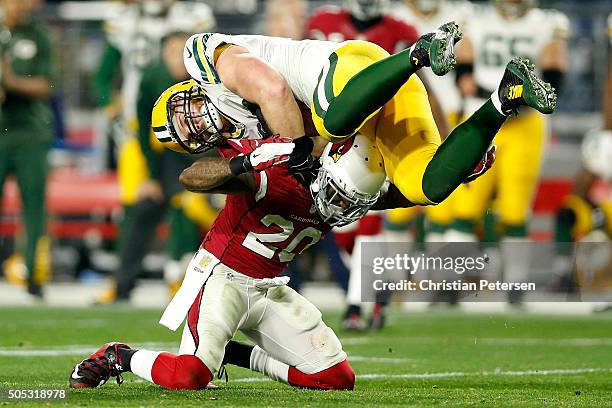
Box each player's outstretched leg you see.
[414,57,557,205]
[69,342,213,390]
[318,22,462,141]
[222,341,355,390]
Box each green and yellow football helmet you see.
[151,79,224,154]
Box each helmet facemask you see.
[166,86,224,154]
[311,166,380,227]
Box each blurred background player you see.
[0,0,55,298]
[265,0,307,40]
[394,0,471,244]
[307,0,422,330]
[444,0,569,304]
[552,13,612,295]
[553,130,612,290]
[92,1,216,303]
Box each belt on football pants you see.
[219,264,290,290]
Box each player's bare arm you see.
[180,141,295,193]
[180,156,255,194]
[539,36,568,96]
[215,45,306,139]
[454,36,477,97]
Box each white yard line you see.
[233,367,612,383]
[343,336,612,347]
[0,343,177,357]
[2,336,611,357]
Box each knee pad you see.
[289,360,355,390]
[151,353,212,390]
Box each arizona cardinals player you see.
[69,134,399,391]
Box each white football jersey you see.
[184,33,342,115]
[465,4,570,92]
[393,0,473,114]
[104,2,215,121]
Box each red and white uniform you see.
[203,140,330,279]
[160,139,346,379]
[307,5,419,54]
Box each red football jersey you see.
[307,6,419,54]
[203,139,331,279]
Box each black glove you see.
[287,136,315,173]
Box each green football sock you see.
[323,47,420,137]
[422,99,506,203]
[505,224,528,238]
[451,219,477,234]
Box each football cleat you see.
[367,302,386,331]
[410,21,462,76]
[498,57,557,115]
[342,305,367,332]
[69,342,131,388]
[342,314,367,331]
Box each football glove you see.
[463,144,496,184]
[229,142,294,175]
[287,136,315,172]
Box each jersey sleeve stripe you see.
[199,36,221,83]
[255,171,268,202]
[192,36,220,85]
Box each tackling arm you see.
[179,156,256,194]
[214,45,306,139]
[180,141,295,194]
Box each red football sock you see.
[287,360,355,390]
[150,352,212,390]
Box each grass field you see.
[1,306,611,407]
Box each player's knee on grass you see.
[288,360,355,390]
[151,353,212,390]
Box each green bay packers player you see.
[444,0,568,301]
[155,23,557,222]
